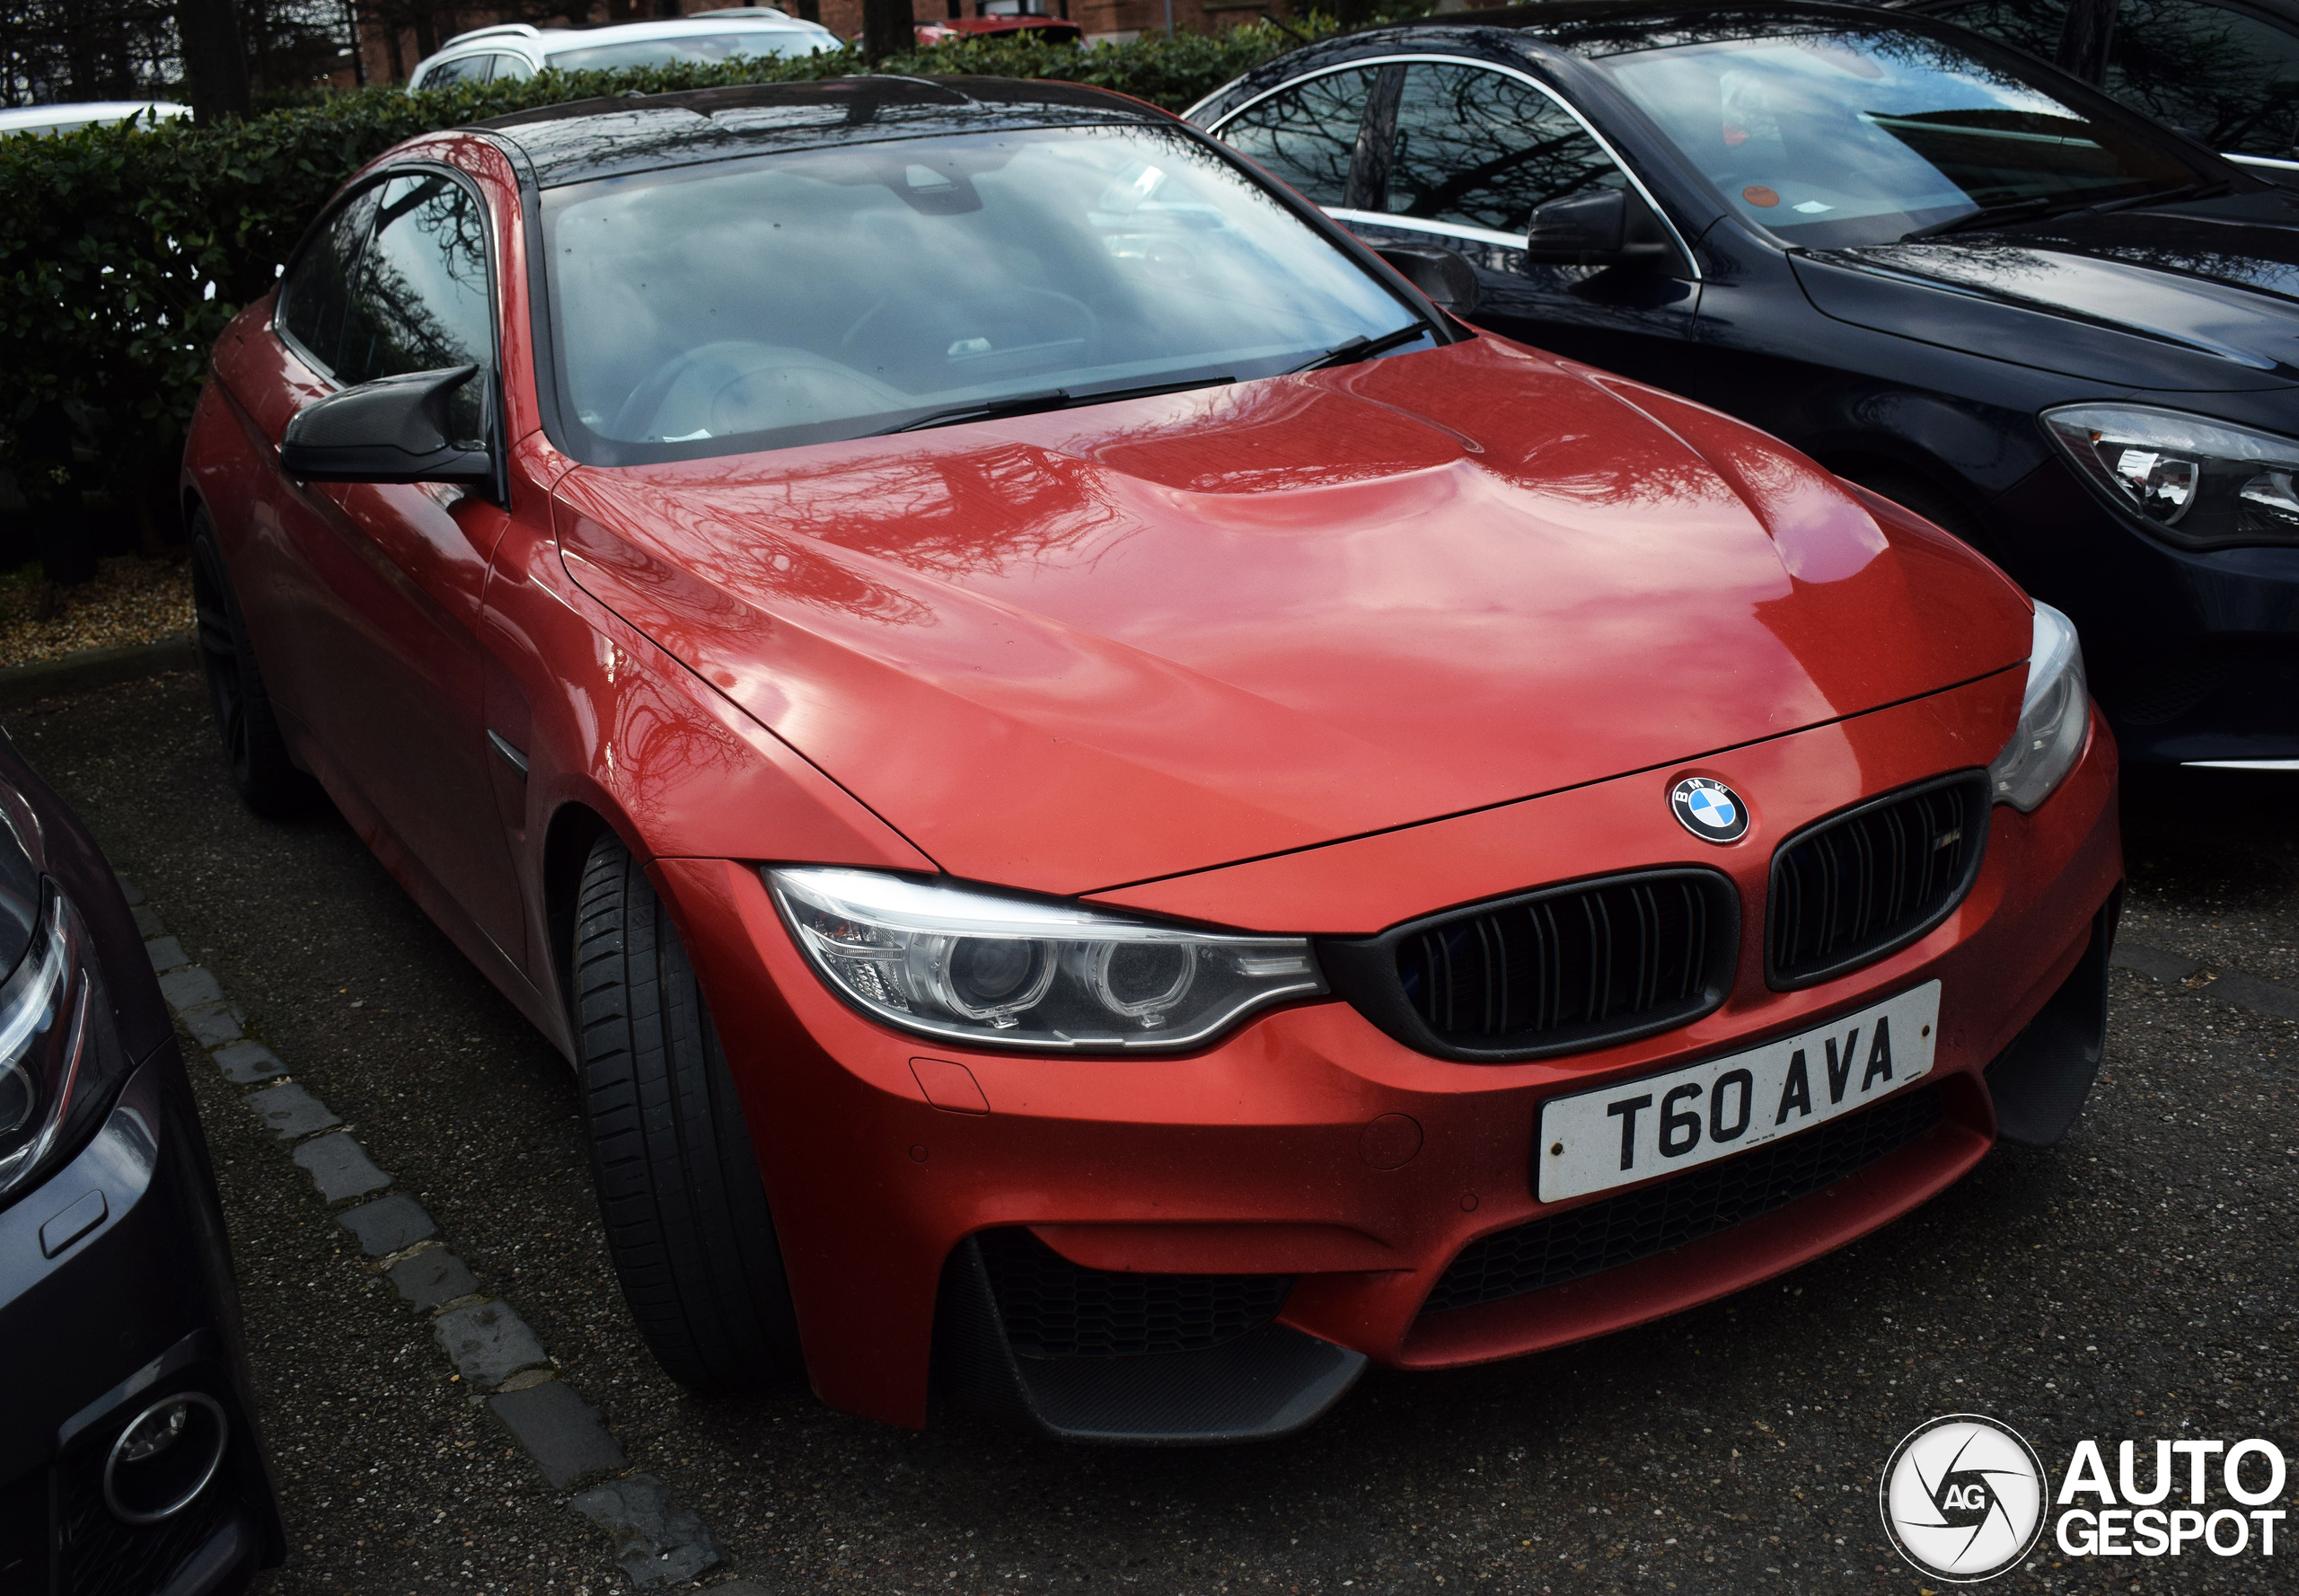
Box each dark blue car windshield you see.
[1594,25,2207,247]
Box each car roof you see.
[438,14,836,57]
[472,75,1167,187]
[0,100,189,134]
[1302,0,1982,55]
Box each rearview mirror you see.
[1521,189,1677,270]
[279,366,493,487]
[1373,243,1482,315]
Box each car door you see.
[266,168,527,968]
[1214,58,1702,382]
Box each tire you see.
[573,833,803,1390]
[189,510,317,816]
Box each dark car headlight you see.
[0,884,112,1200]
[768,867,1325,1052]
[1987,603,2090,814]
[2044,403,2299,551]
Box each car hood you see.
[553,334,2030,897]
[1793,191,2299,391]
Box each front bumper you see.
[661,668,2123,1436]
[1989,454,2299,763]
[0,1055,283,1592]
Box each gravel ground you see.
[5,671,2291,1595]
[0,553,192,667]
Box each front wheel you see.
[573,833,803,1390]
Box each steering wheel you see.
[836,287,1102,385]
[610,342,905,442]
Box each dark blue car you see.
[0,731,282,1591]
[1189,0,2299,766]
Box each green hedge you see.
[0,22,1332,520]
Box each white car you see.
[0,101,189,137]
[406,10,841,89]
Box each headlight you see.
[767,868,1326,1052]
[0,885,104,1199]
[2043,403,2299,551]
[1987,603,2090,813]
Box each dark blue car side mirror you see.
[1522,189,1678,271]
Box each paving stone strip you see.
[119,873,736,1589]
[2110,939,2299,1022]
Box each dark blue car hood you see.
[1793,190,2299,393]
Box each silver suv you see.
[407,9,841,89]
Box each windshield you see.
[546,31,829,70]
[542,124,1428,462]
[1593,25,2210,247]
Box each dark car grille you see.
[1422,1084,1944,1315]
[1766,773,1987,989]
[1320,869,1738,1063]
[57,1459,234,1596]
[976,1228,1292,1360]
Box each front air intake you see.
[1319,869,1739,1063]
[1766,772,1989,989]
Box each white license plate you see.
[1536,981,1941,1204]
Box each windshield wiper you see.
[1287,323,1434,374]
[1899,196,2066,241]
[876,375,1234,435]
[1901,179,2237,242]
[2081,179,2233,216]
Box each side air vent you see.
[1766,772,1989,990]
[974,1228,1292,1360]
[1319,869,1739,1063]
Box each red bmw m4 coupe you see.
[181,75,2121,1442]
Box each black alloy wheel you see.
[189,509,316,816]
[572,833,804,1390]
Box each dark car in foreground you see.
[1190,2,2299,766]
[181,73,2118,1443]
[0,736,282,1588]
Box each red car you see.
[181,76,2120,1442]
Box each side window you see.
[1218,67,1383,207]
[1384,64,1625,236]
[2108,0,2299,160]
[421,55,489,88]
[277,184,383,378]
[338,172,496,437]
[489,52,536,82]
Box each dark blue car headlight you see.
[2045,403,2299,551]
[0,884,110,1201]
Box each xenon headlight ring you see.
[767,867,1325,1053]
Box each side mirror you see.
[1520,189,1678,270]
[1372,243,1482,316]
[279,366,492,486]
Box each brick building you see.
[354,0,1291,84]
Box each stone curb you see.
[0,636,195,709]
[2111,941,2299,1022]
[124,874,729,1588]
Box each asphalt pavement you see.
[7,669,2292,1595]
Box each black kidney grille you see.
[1422,1084,1943,1316]
[1767,774,1987,988]
[1391,871,1731,1052]
[976,1228,1292,1360]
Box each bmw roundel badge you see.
[1669,775,1748,843]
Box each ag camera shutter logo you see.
[1880,1415,2048,1583]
